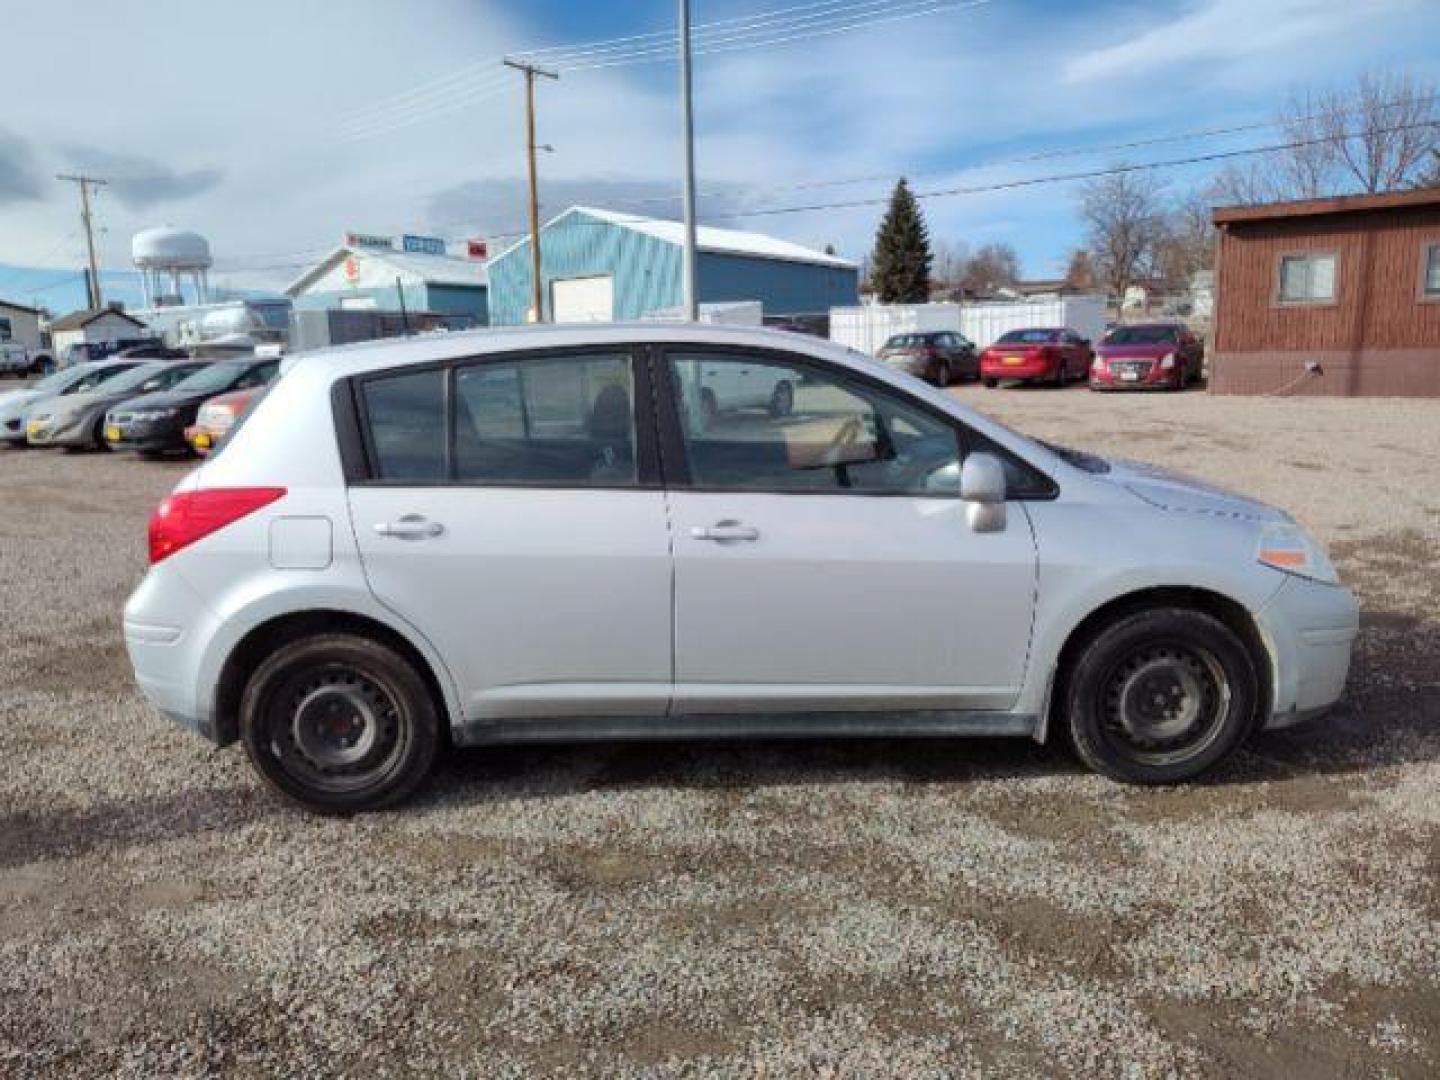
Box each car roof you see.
[287,323,873,380]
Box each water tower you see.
[132,227,212,308]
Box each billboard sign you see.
[344,232,394,251]
[466,239,488,261]
[402,234,447,256]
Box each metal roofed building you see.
[486,206,859,325]
[285,238,489,324]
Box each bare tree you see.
[1079,168,1168,315]
[959,242,1021,293]
[1063,248,1097,291]
[932,240,971,287]
[1320,70,1439,192]
[1154,188,1216,291]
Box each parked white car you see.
[123,324,1358,813]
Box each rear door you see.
[345,347,674,722]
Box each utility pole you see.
[678,0,699,321]
[57,173,108,309]
[503,58,558,323]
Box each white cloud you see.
[1063,0,1415,85]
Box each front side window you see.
[1278,253,1337,303]
[667,351,964,496]
[454,352,636,486]
[1424,244,1440,298]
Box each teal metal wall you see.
[488,210,857,325]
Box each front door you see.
[347,349,673,722]
[659,347,1041,715]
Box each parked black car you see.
[104,357,280,456]
[876,331,979,385]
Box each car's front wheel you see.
[240,634,443,814]
[1062,608,1258,784]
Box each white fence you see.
[830,297,1108,355]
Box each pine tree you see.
[870,179,932,303]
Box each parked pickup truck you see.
[0,342,56,378]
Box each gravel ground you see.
[1,385,1437,1078]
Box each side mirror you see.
[961,452,1007,533]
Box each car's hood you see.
[1101,457,1287,522]
[1097,344,1172,359]
[0,389,48,419]
[114,389,214,412]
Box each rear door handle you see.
[690,520,759,543]
[374,515,445,540]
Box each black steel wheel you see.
[1063,608,1258,784]
[240,634,442,813]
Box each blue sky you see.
[1,0,1437,314]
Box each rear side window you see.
[360,369,446,481]
[454,353,635,486]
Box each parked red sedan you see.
[1089,322,1205,391]
[979,328,1093,388]
[183,386,266,455]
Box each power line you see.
[340,0,994,139]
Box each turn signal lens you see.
[1159,352,1177,370]
[148,487,286,564]
[1256,522,1339,584]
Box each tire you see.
[91,416,111,451]
[1062,608,1258,785]
[935,361,952,387]
[240,634,443,814]
[982,377,998,389]
[768,379,794,418]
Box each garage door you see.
[551,275,614,323]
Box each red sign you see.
[467,239,488,260]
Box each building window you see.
[1424,244,1440,299]
[1277,252,1337,304]
[0,317,11,342]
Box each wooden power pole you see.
[57,173,108,309]
[503,58,557,323]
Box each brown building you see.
[1210,188,1440,396]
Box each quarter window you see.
[454,353,636,486]
[667,352,964,496]
[1424,244,1440,298]
[360,368,447,481]
[1278,253,1337,303]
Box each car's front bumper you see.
[105,418,187,452]
[25,414,94,447]
[1254,575,1360,729]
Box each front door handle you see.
[374,514,445,540]
[691,520,759,543]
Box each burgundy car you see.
[1090,323,1204,391]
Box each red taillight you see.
[148,487,286,564]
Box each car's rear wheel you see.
[935,360,952,387]
[1063,608,1257,784]
[240,634,442,814]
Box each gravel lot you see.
[1,385,1437,1078]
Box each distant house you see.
[285,240,489,324]
[1211,188,1440,396]
[485,206,858,325]
[48,305,148,358]
[0,299,45,351]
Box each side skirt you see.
[454,710,1039,747]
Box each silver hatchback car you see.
[123,325,1358,813]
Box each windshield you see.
[32,366,96,393]
[1104,325,1178,345]
[169,362,247,394]
[85,362,171,394]
[997,329,1057,344]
